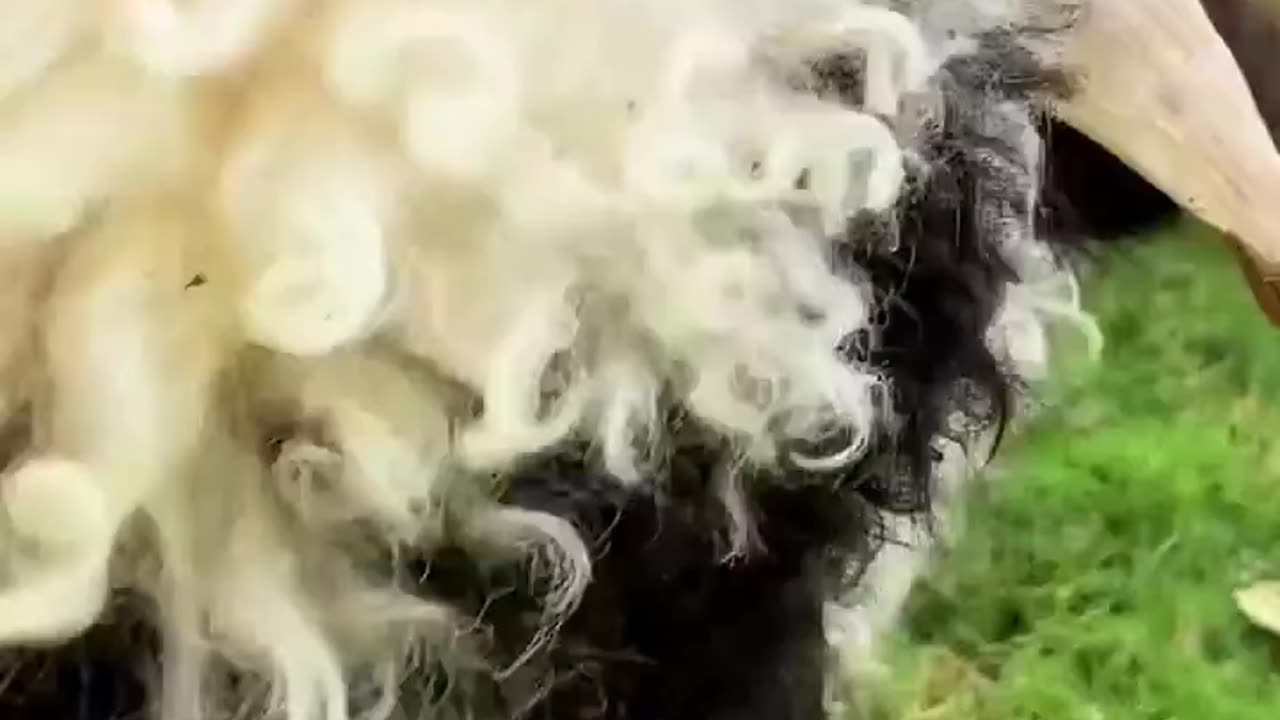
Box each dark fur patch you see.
[1202,0,1280,140]
[1039,119,1180,240]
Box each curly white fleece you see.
[0,1,1085,719]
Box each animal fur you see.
[0,2,1099,719]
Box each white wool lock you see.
[497,139,622,239]
[0,459,117,645]
[657,23,753,103]
[2,456,114,554]
[0,171,86,239]
[990,298,1051,381]
[0,0,79,103]
[228,138,394,356]
[786,361,879,466]
[240,217,389,357]
[115,0,296,76]
[460,292,589,468]
[390,10,522,180]
[402,85,520,181]
[0,60,181,240]
[764,107,906,231]
[595,359,662,484]
[840,7,933,94]
[758,211,870,337]
[0,461,114,646]
[767,6,937,125]
[622,112,739,207]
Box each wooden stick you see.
[1053,0,1280,323]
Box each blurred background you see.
[848,222,1280,719]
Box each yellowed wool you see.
[0,2,1089,719]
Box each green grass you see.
[852,222,1280,720]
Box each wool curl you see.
[0,1,1091,719]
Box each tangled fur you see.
[0,1,1093,719]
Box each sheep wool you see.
[0,1,1091,719]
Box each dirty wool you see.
[0,1,1092,719]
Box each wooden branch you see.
[1055,0,1280,272]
